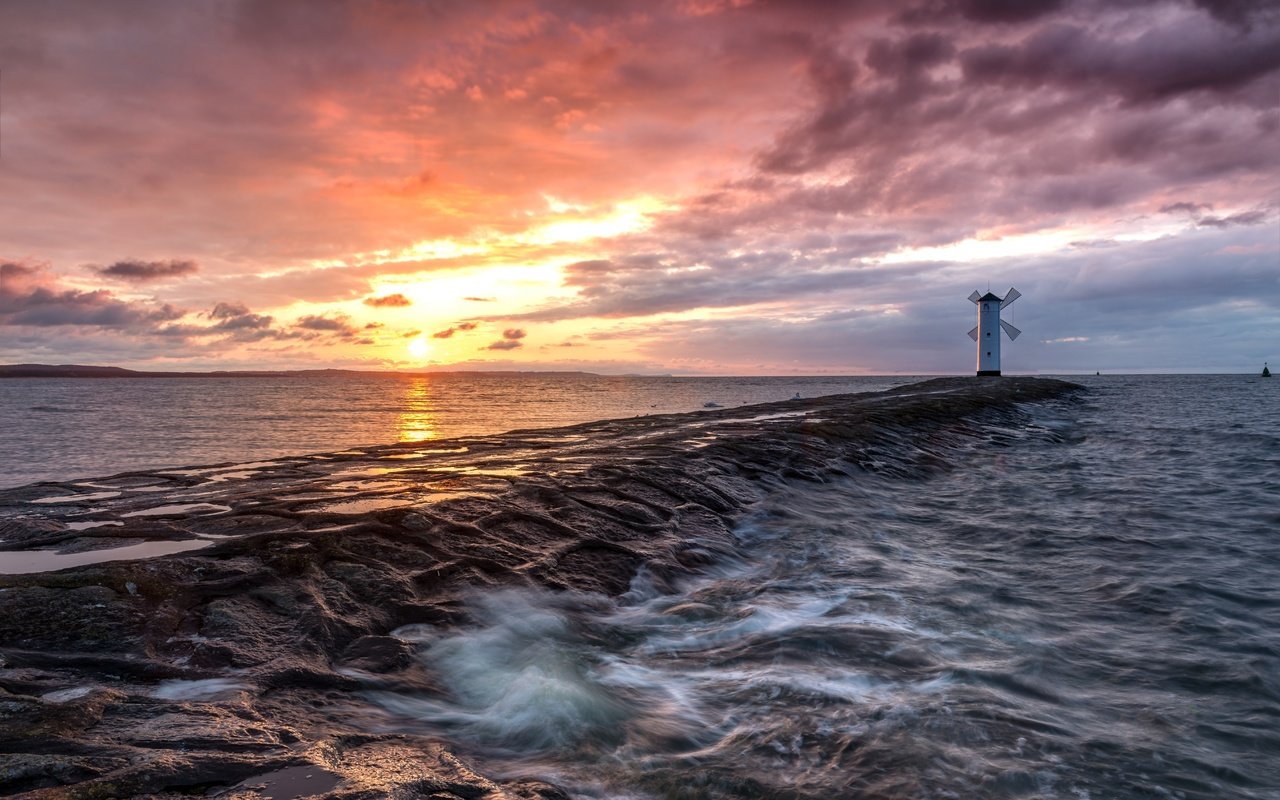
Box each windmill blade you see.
[968,326,979,341]
[1001,287,1021,307]
[1000,319,1022,340]
[969,290,982,304]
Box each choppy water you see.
[349,375,1279,798]
[0,373,912,488]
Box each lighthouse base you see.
[976,370,1001,377]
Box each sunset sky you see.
[1,0,1276,374]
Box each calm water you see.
[0,374,913,488]
[351,374,1280,798]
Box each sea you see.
[0,373,912,489]
[2,373,1278,798]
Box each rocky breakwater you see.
[0,377,1082,799]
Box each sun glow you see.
[406,337,430,360]
[310,195,671,274]
[520,197,667,246]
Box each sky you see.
[1,0,1277,375]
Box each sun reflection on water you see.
[398,378,438,443]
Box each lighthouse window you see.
[983,303,989,310]
[986,332,991,337]
[986,351,991,356]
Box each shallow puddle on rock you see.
[205,470,260,483]
[329,466,399,479]
[426,464,529,477]
[304,497,414,514]
[159,460,284,477]
[64,520,125,531]
[121,503,231,518]
[524,435,588,444]
[413,490,486,504]
[157,466,229,477]
[685,438,717,448]
[709,409,812,426]
[276,492,340,502]
[31,491,122,504]
[71,477,168,490]
[0,539,211,574]
[232,765,342,800]
[326,480,407,492]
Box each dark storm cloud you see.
[209,302,251,319]
[295,314,360,336]
[627,0,1280,313]
[958,0,1067,23]
[958,19,1280,103]
[0,288,183,327]
[211,312,274,331]
[865,32,955,76]
[760,9,1280,182]
[898,0,1068,26]
[92,259,198,282]
[1195,208,1272,228]
[0,271,308,346]
[630,226,1278,373]
[434,321,483,338]
[1159,201,1214,215]
[1157,201,1275,228]
[204,302,277,336]
[362,293,412,307]
[512,254,932,322]
[1193,0,1280,27]
[0,262,38,282]
[1,261,184,328]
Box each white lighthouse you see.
[968,287,1021,376]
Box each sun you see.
[406,337,430,361]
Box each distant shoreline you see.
[0,363,609,379]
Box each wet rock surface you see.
[0,377,1081,798]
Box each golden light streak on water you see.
[397,378,438,442]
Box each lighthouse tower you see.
[968,287,1021,376]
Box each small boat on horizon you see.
[1264,362,1272,378]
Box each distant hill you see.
[0,364,601,378]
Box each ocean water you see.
[0,373,913,488]
[3,374,1277,798]
[348,374,1280,798]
